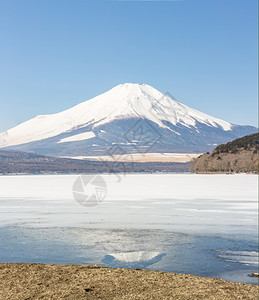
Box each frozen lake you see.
[0,174,258,284]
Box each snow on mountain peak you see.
[0,83,233,148]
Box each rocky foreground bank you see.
[0,263,258,300]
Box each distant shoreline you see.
[61,153,201,163]
[0,263,257,300]
[1,171,258,176]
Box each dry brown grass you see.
[65,153,201,163]
[190,149,258,173]
[0,263,258,300]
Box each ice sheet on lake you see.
[0,174,257,240]
[0,173,258,285]
[216,251,259,265]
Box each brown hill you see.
[190,133,259,173]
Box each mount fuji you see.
[0,83,256,157]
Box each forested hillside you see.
[190,133,259,173]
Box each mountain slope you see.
[0,83,257,156]
[190,133,259,173]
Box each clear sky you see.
[0,0,257,132]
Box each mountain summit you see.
[0,83,256,156]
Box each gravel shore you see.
[0,263,258,299]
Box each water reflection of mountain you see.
[102,251,166,269]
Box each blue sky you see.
[0,0,257,132]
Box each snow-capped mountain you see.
[0,83,256,156]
